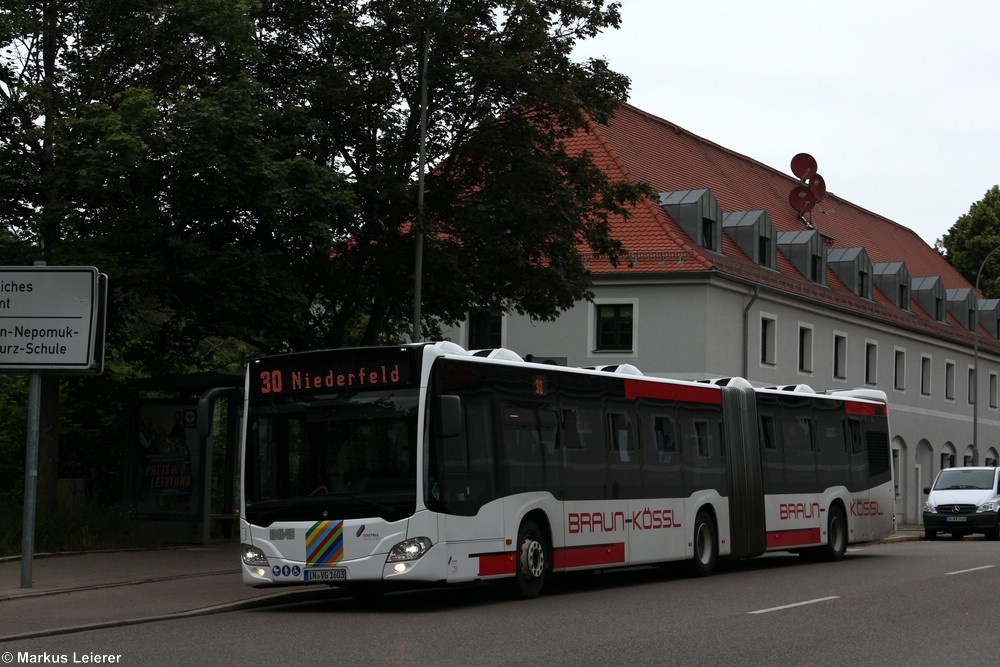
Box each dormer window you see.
[912,276,946,323]
[702,218,715,251]
[873,261,912,310]
[945,288,976,331]
[811,253,824,282]
[660,189,723,254]
[723,210,776,270]
[980,299,1000,338]
[777,230,826,286]
[827,247,872,299]
[759,236,772,265]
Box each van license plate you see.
[945,516,967,523]
[305,568,347,581]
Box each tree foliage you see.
[938,185,1000,298]
[2,0,644,362]
[0,0,644,503]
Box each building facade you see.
[444,104,1000,527]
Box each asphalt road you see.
[2,539,998,666]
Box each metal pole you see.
[412,25,431,343]
[20,371,42,588]
[973,244,1000,465]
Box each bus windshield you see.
[244,389,418,526]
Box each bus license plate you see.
[945,516,967,522]
[305,568,347,581]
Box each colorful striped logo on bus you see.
[306,520,344,567]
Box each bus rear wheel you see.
[689,510,717,577]
[820,505,847,561]
[512,519,549,599]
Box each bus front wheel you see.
[512,519,549,599]
[689,510,718,577]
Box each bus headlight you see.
[977,501,998,513]
[241,543,269,567]
[388,537,432,562]
[924,502,936,514]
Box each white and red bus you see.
[237,341,894,598]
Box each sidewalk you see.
[1,525,925,641]
[0,540,327,641]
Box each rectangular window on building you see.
[798,326,813,373]
[945,361,955,400]
[758,236,772,267]
[833,334,847,380]
[969,368,976,405]
[760,316,776,366]
[920,356,931,396]
[865,342,877,385]
[810,254,823,283]
[991,373,998,409]
[595,304,634,351]
[467,310,502,349]
[702,218,716,251]
[894,349,905,390]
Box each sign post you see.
[1,265,107,588]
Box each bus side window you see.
[652,414,677,462]
[434,396,496,515]
[760,414,777,449]
[561,402,606,500]
[607,411,634,462]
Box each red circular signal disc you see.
[789,185,816,213]
[808,174,826,200]
[790,153,817,180]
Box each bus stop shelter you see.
[124,373,242,545]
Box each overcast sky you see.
[572,0,1000,247]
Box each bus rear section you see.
[755,387,894,558]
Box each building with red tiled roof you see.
[445,103,1000,528]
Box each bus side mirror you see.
[438,395,462,438]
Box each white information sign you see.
[0,266,102,371]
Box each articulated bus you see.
[237,341,893,598]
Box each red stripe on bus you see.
[845,401,884,417]
[553,543,626,569]
[766,528,822,549]
[624,380,722,404]
[476,552,516,577]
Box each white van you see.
[923,467,1000,540]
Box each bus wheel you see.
[513,519,548,599]
[689,510,717,577]
[821,505,847,562]
[924,528,937,541]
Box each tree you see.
[4,0,645,357]
[254,0,649,345]
[0,0,646,508]
[938,185,1000,298]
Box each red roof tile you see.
[568,103,989,350]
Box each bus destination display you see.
[251,350,417,397]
